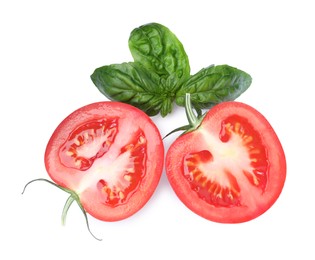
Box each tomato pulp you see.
[166,101,286,223]
[45,101,164,221]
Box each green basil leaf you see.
[175,65,252,109]
[91,23,252,118]
[90,62,173,117]
[128,23,190,92]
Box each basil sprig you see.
[91,23,252,117]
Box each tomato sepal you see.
[22,178,102,241]
[164,93,206,139]
[163,124,191,139]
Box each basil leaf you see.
[90,62,173,117]
[91,23,252,118]
[128,23,190,92]
[175,65,252,109]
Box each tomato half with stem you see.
[166,94,286,223]
[23,101,164,240]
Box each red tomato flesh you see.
[166,101,286,223]
[45,102,164,221]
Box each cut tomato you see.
[166,101,286,223]
[44,101,164,222]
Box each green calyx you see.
[164,93,205,139]
[22,178,102,241]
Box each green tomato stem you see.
[61,195,75,226]
[22,178,102,241]
[185,93,205,131]
[185,93,198,127]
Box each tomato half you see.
[166,101,286,223]
[45,101,164,221]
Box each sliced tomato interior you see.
[58,117,147,207]
[59,118,119,170]
[96,130,147,206]
[183,115,269,208]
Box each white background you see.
[1,0,314,259]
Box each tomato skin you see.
[166,101,286,223]
[45,101,164,221]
